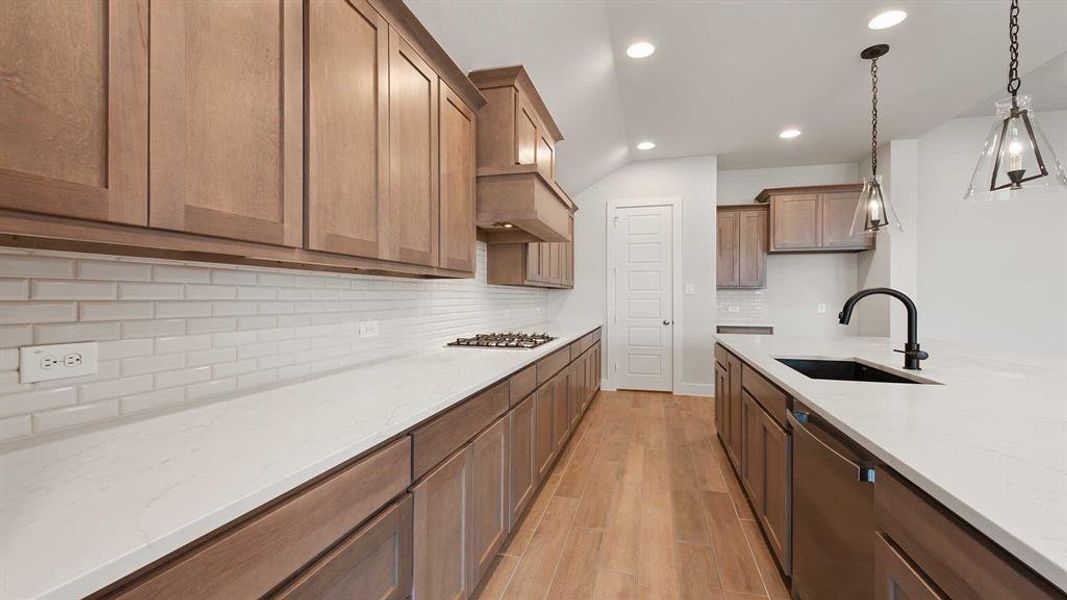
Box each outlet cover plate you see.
[359,321,380,338]
[19,342,99,384]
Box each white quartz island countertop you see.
[0,320,602,600]
[714,334,1067,592]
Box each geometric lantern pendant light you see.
[850,44,902,236]
[965,0,1067,201]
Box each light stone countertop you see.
[0,320,602,600]
[714,333,1067,592]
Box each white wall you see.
[551,155,717,395]
[716,162,862,337]
[916,110,1067,356]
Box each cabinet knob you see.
[663,320,672,326]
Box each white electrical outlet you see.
[685,283,696,295]
[817,303,827,314]
[20,342,99,384]
[727,306,740,313]
[359,321,380,338]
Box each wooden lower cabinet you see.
[726,353,744,466]
[740,391,764,510]
[508,393,537,527]
[467,417,510,587]
[714,362,728,441]
[758,407,791,573]
[273,495,413,600]
[552,370,570,451]
[412,446,472,600]
[534,379,557,481]
[874,534,945,600]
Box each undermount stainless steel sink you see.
[777,358,930,384]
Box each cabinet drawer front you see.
[509,364,537,406]
[714,343,728,367]
[273,495,413,600]
[875,468,1064,600]
[570,334,593,361]
[741,363,789,427]
[412,381,509,479]
[591,328,601,343]
[536,347,570,385]
[110,438,411,600]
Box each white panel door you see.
[612,205,673,391]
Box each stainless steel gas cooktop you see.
[447,332,556,349]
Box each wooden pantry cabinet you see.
[757,184,873,253]
[0,0,485,279]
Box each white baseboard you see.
[600,378,615,391]
[674,382,714,397]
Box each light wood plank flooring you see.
[475,390,790,600]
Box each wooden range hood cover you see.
[470,66,576,244]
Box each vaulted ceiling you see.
[408,0,1067,195]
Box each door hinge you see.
[613,216,619,227]
[613,362,618,372]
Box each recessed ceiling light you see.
[636,141,656,150]
[868,10,907,30]
[626,42,656,59]
[779,129,802,139]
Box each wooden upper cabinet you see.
[821,191,871,249]
[769,193,819,250]
[760,184,872,253]
[717,209,740,288]
[306,0,389,259]
[390,28,439,267]
[738,208,767,288]
[0,0,147,225]
[149,0,302,246]
[515,94,539,166]
[439,82,477,273]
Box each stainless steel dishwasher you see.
[789,401,877,600]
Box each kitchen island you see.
[1,320,602,600]
[715,333,1067,596]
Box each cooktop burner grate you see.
[447,332,556,349]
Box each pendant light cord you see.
[1008,0,1021,104]
[870,56,879,176]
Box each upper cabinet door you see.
[149,0,302,246]
[738,208,767,288]
[307,0,389,259]
[514,94,538,166]
[390,28,439,267]
[0,0,147,224]
[820,191,871,249]
[717,210,740,287]
[439,82,476,273]
[770,193,819,250]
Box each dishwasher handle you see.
[789,410,876,484]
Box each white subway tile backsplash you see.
[121,353,186,376]
[0,414,31,442]
[0,256,74,279]
[0,302,77,325]
[155,366,211,389]
[0,387,76,419]
[0,243,549,440]
[30,280,116,300]
[121,387,186,414]
[0,279,29,301]
[77,260,153,282]
[119,282,184,300]
[121,319,186,339]
[35,322,121,344]
[153,265,211,284]
[32,400,119,432]
[0,325,33,349]
[80,375,155,403]
[80,302,154,321]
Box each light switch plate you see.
[818,303,827,314]
[20,342,99,384]
[685,283,696,295]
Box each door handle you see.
[663,320,672,326]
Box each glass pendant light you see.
[850,44,901,236]
[965,0,1067,201]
